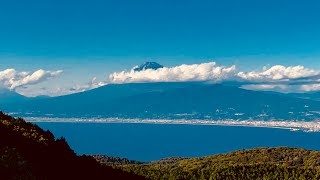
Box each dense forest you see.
[107,147,320,180]
[0,111,144,179]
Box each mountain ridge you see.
[2,82,320,121]
[109,147,320,180]
[2,111,320,179]
[0,112,145,179]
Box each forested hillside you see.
[3,111,320,180]
[0,112,144,179]
[109,147,320,180]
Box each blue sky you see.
[1,0,320,96]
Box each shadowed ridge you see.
[0,111,145,180]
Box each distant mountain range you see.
[0,89,28,104]
[286,92,320,101]
[1,82,320,121]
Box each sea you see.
[34,122,320,162]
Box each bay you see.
[35,122,320,162]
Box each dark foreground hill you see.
[0,112,145,180]
[2,111,320,179]
[107,147,320,180]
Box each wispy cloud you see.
[9,62,320,97]
[16,77,108,97]
[237,65,320,92]
[237,65,320,82]
[68,77,108,93]
[300,84,320,92]
[240,84,293,92]
[0,68,63,90]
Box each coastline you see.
[25,117,320,133]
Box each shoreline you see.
[25,117,320,133]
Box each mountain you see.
[287,92,320,101]
[133,62,164,71]
[110,147,320,180]
[1,82,199,117]
[0,112,145,179]
[0,89,51,105]
[3,82,320,121]
[0,89,28,104]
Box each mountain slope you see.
[3,82,320,120]
[0,89,28,104]
[111,147,320,180]
[2,82,200,116]
[0,112,145,179]
[287,92,320,101]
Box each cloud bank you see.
[237,65,320,92]
[110,62,236,83]
[237,65,320,82]
[109,62,320,93]
[8,62,320,97]
[0,69,63,90]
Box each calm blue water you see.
[35,122,320,162]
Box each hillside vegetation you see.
[109,147,320,180]
[0,112,145,179]
[2,110,320,179]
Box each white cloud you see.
[109,62,236,83]
[241,84,292,92]
[16,77,108,97]
[0,68,63,90]
[107,63,320,93]
[108,63,320,93]
[237,65,320,82]
[237,65,320,92]
[9,62,320,97]
[68,77,108,93]
[300,84,320,92]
